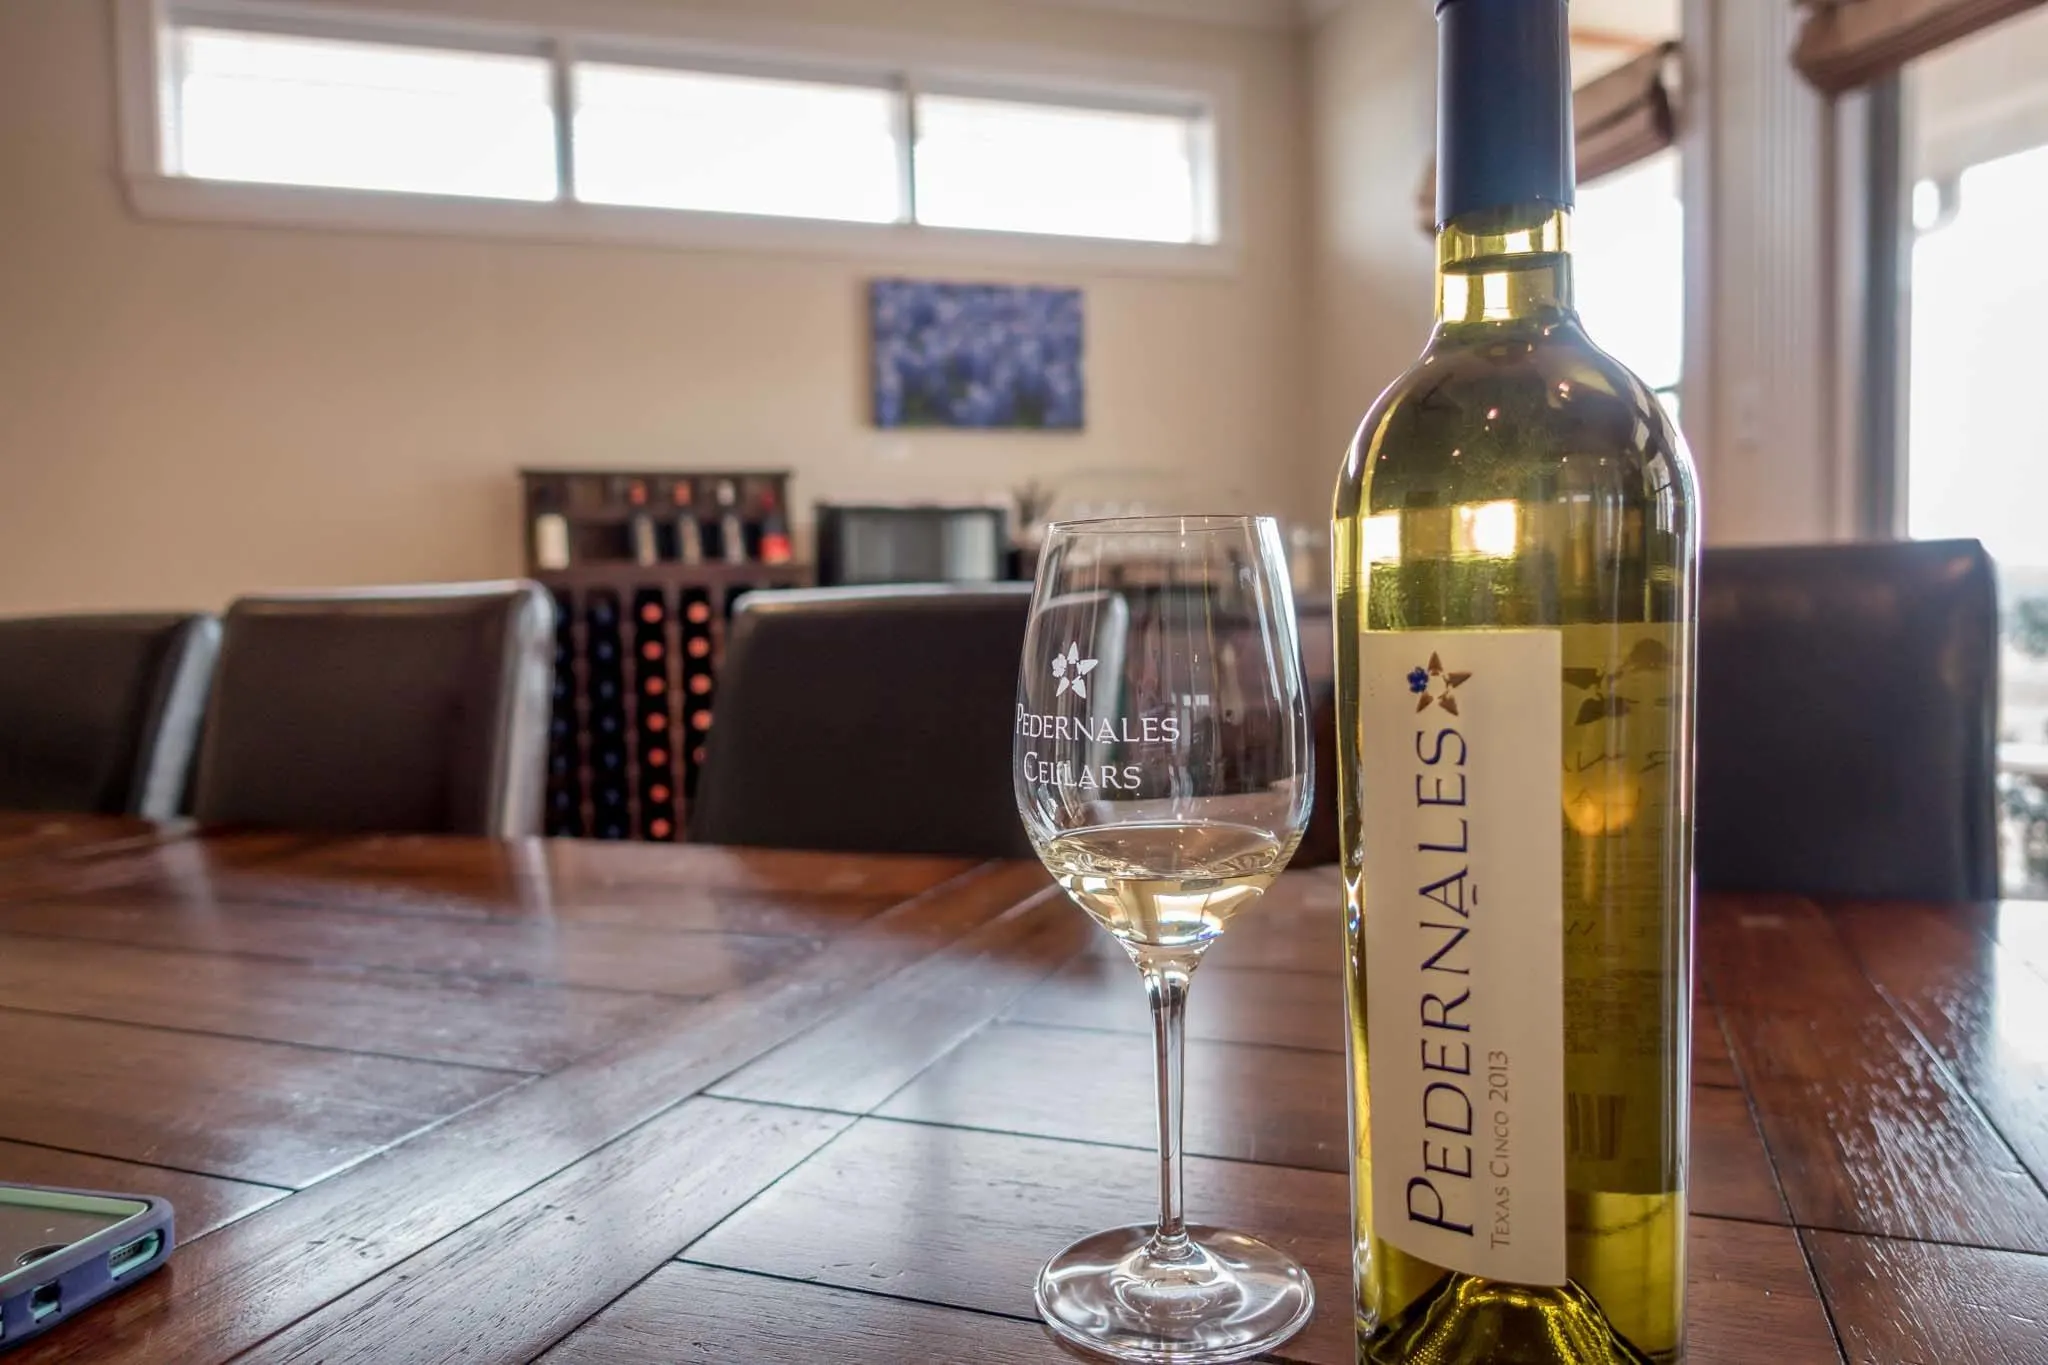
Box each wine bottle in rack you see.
[758,486,795,565]
[544,589,584,837]
[533,485,572,572]
[583,589,631,841]
[627,479,659,567]
[631,588,678,841]
[1331,2,1699,1360]
[715,478,750,565]
[677,587,717,803]
[672,478,706,565]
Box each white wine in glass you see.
[1014,515,1315,1364]
[1037,821,1293,953]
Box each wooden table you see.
[0,814,2041,1364]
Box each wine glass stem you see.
[1142,961,1193,1256]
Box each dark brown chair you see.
[1697,538,2000,901]
[1292,682,1341,869]
[690,584,1038,858]
[0,613,218,819]
[192,582,553,837]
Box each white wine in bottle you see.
[1331,2,1699,1361]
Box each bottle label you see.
[1359,629,1566,1287]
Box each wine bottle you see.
[620,479,655,567]
[544,588,584,837]
[672,479,706,565]
[677,587,717,803]
[533,486,571,571]
[715,479,749,565]
[1331,3,1699,1362]
[631,587,677,841]
[584,590,629,838]
[758,487,795,565]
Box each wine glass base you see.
[1033,1224,1315,1364]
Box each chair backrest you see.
[0,613,219,819]
[192,582,553,838]
[690,583,1037,858]
[1697,538,2000,901]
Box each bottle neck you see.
[1435,203,1575,327]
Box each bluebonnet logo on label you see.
[1408,653,1472,716]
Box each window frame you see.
[113,0,1241,275]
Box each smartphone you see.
[0,1184,174,1350]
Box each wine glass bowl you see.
[1014,515,1315,1363]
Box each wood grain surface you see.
[0,815,2040,1364]
[0,1139,284,1240]
[1703,894,2048,1253]
[3,859,1043,1365]
[0,1011,516,1187]
[0,895,823,996]
[245,1099,851,1365]
[538,1264,1077,1365]
[0,935,685,1071]
[1804,1228,2048,1365]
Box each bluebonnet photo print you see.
[870,279,1084,430]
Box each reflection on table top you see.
[0,813,2040,1363]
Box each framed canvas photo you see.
[870,279,1084,430]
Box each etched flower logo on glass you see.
[1052,641,1099,699]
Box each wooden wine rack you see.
[524,469,811,841]
[542,564,813,841]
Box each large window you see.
[1906,6,2048,893]
[170,26,558,200]
[1573,149,1684,418]
[913,93,1212,244]
[1566,12,1684,419]
[132,2,1224,253]
[572,64,903,223]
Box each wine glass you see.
[1014,515,1315,1363]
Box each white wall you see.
[1305,0,1436,493]
[0,0,1312,614]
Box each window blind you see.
[1795,0,2048,94]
